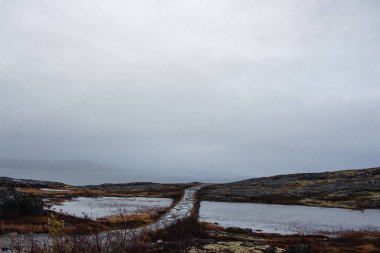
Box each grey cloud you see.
[0,0,379,182]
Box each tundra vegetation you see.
[0,177,194,235]
[201,167,380,209]
[5,215,380,252]
[1,168,380,252]
[0,188,43,219]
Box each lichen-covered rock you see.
[0,188,43,218]
[187,241,285,253]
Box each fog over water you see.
[1,1,380,182]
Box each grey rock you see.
[240,241,254,247]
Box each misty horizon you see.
[0,157,378,186]
[1,1,380,183]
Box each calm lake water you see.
[46,197,173,220]
[199,201,380,235]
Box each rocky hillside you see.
[201,167,380,209]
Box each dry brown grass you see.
[107,213,153,223]
[103,212,158,228]
[1,193,174,236]
[6,214,201,253]
[0,207,166,235]
[1,221,46,234]
[335,230,380,238]
[0,215,51,234]
[16,187,185,207]
[199,222,225,231]
[357,243,378,252]
[16,187,112,198]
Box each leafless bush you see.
[6,216,199,253]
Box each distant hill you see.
[0,158,124,185]
[0,176,67,188]
[0,158,111,172]
[201,167,380,209]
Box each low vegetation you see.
[201,167,380,209]
[84,182,197,199]
[0,178,195,235]
[1,168,380,252]
[196,222,380,253]
[8,217,380,253]
[0,188,43,219]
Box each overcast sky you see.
[1,0,379,181]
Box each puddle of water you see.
[199,201,380,235]
[40,188,70,192]
[47,197,173,219]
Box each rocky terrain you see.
[115,220,380,253]
[201,167,380,209]
[183,223,380,253]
